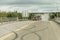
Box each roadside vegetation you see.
[0,11,22,22]
[49,12,60,19]
[0,11,22,18]
[0,11,60,22]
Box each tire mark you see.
[13,22,48,40]
[12,31,18,40]
[20,24,48,40]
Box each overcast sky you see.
[0,0,60,12]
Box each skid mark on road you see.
[0,21,35,40]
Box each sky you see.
[0,0,60,12]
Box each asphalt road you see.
[0,21,60,40]
[14,21,60,40]
[0,21,31,38]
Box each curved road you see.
[13,21,60,40]
[0,21,60,40]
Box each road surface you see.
[0,21,60,40]
[14,21,60,40]
[0,21,32,38]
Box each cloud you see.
[0,0,58,5]
[0,5,60,12]
[0,0,60,12]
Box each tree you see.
[0,12,7,17]
[28,13,35,20]
[7,12,18,17]
[18,13,22,19]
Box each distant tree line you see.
[0,11,22,19]
[49,12,60,19]
[28,13,35,20]
[0,12,60,20]
[28,12,60,20]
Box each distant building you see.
[22,10,50,21]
